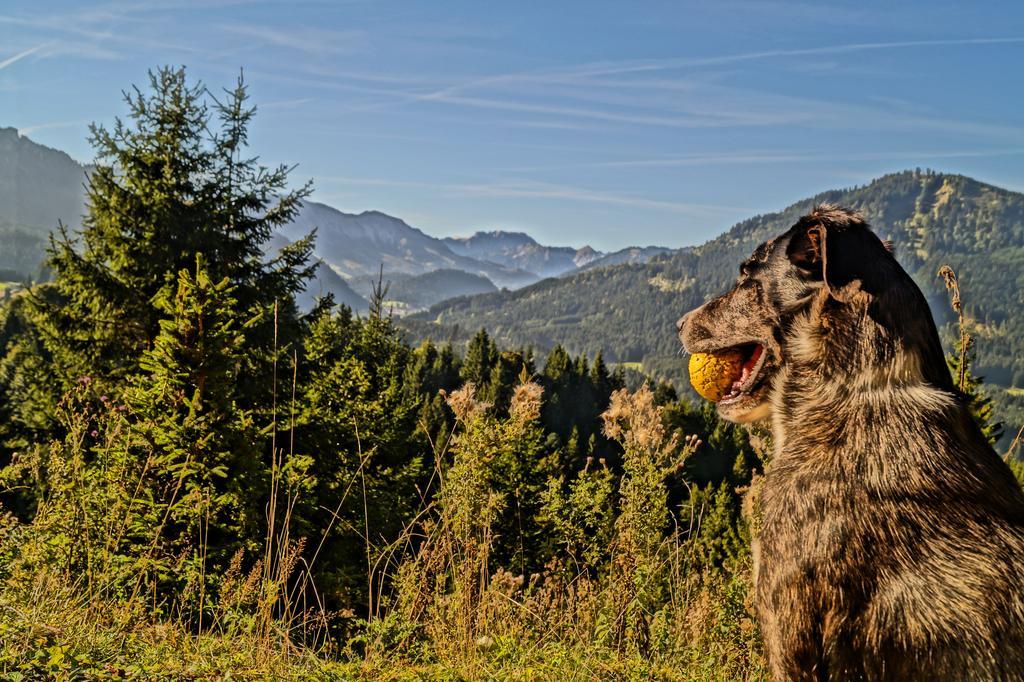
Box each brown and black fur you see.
[678,205,1024,680]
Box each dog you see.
[678,205,1024,680]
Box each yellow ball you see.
[688,351,744,402]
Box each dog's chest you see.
[753,464,876,598]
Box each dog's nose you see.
[676,313,689,333]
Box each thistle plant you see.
[601,385,699,652]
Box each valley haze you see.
[0,127,669,313]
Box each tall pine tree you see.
[1,66,314,451]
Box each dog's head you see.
[677,204,950,423]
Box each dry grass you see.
[0,379,765,680]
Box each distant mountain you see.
[443,230,602,278]
[266,233,368,312]
[573,246,674,274]
[280,203,538,291]
[0,127,88,235]
[404,171,1024,444]
[1,130,673,312]
[0,127,90,279]
[380,269,498,315]
[0,229,46,283]
[0,131,541,307]
[304,262,369,312]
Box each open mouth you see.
[688,341,767,403]
[686,339,774,422]
[718,342,766,403]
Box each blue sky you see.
[3,1,1024,250]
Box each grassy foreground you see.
[0,579,762,681]
[0,385,765,681]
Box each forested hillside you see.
[405,170,1024,442]
[0,127,88,235]
[384,268,498,313]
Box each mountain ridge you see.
[403,170,1024,443]
[442,230,603,278]
[280,201,539,291]
[2,130,658,307]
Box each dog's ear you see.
[786,221,825,273]
[785,219,860,302]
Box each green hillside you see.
[383,268,498,312]
[404,170,1024,441]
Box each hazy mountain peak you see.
[0,128,89,238]
[443,230,602,279]
[449,230,540,248]
[278,200,537,289]
[573,245,600,268]
[571,245,672,273]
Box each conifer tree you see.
[488,350,530,414]
[947,339,1003,445]
[688,483,746,573]
[1,67,314,445]
[590,350,611,398]
[290,302,426,604]
[542,345,571,382]
[461,328,498,390]
[128,255,263,579]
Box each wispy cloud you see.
[259,97,316,110]
[495,118,619,134]
[332,34,1024,141]
[450,180,752,216]
[0,3,229,62]
[416,94,803,129]
[220,24,367,57]
[405,36,1024,107]
[318,175,750,216]
[531,36,1024,80]
[401,78,1024,146]
[511,147,1024,172]
[0,43,50,71]
[17,120,91,136]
